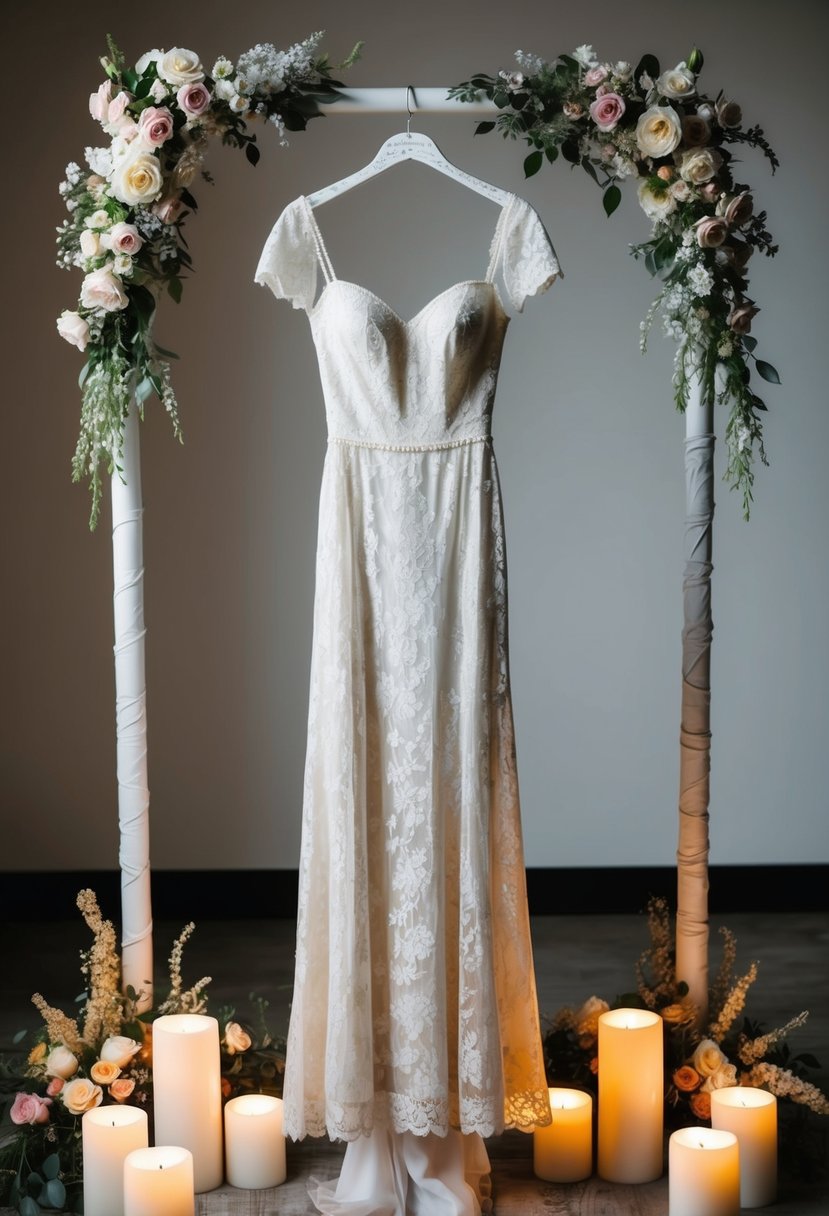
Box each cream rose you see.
[636,106,683,158]
[694,216,729,248]
[153,194,185,224]
[80,229,101,258]
[728,302,759,334]
[80,267,128,312]
[670,179,692,202]
[62,1078,103,1116]
[701,1063,738,1092]
[717,98,742,128]
[657,63,696,100]
[135,48,162,74]
[110,149,163,206]
[56,311,90,352]
[638,179,677,220]
[224,1022,252,1055]
[719,192,754,227]
[679,147,723,184]
[158,48,204,86]
[45,1046,79,1080]
[100,1035,142,1068]
[692,1038,728,1077]
[90,1060,121,1085]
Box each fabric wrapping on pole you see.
[112,401,153,1011]
[676,427,714,1025]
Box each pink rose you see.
[724,192,754,227]
[89,81,113,122]
[46,1077,65,1097]
[107,91,131,129]
[728,302,759,334]
[153,193,184,224]
[80,267,129,312]
[139,106,174,147]
[108,222,144,255]
[109,1078,136,1102]
[10,1092,52,1126]
[694,216,729,248]
[721,241,753,271]
[177,82,211,116]
[584,65,608,87]
[700,181,721,203]
[589,91,625,132]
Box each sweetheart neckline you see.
[308,277,510,328]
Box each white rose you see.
[80,267,128,312]
[229,94,249,114]
[636,106,683,158]
[100,1035,142,1068]
[85,209,110,230]
[136,48,162,74]
[701,1063,738,1092]
[679,147,723,184]
[110,148,163,206]
[638,179,677,219]
[158,47,204,86]
[80,229,101,258]
[45,1046,79,1080]
[692,1038,728,1078]
[56,311,90,352]
[657,63,696,100]
[670,178,692,202]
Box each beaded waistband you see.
[328,434,491,453]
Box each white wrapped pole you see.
[111,400,153,1012]
[676,359,714,1026]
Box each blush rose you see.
[589,92,625,132]
[10,1092,52,1125]
[139,106,174,147]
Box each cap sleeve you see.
[492,196,562,313]
[254,198,318,312]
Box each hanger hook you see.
[406,85,415,137]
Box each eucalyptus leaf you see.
[44,1178,67,1208]
[42,1156,60,1182]
[523,150,543,178]
[12,1029,27,1044]
[742,335,758,352]
[19,1197,41,1216]
[603,185,622,217]
[756,359,781,384]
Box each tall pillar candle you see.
[533,1088,593,1182]
[597,1008,663,1182]
[711,1087,777,1208]
[124,1146,195,1216]
[669,1128,740,1216]
[82,1106,148,1216]
[224,1094,287,1188]
[152,1014,223,1192]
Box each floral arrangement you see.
[451,46,780,517]
[544,897,828,1169]
[0,891,285,1215]
[56,35,360,528]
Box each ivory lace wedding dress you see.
[256,192,560,1213]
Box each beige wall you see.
[2,0,828,871]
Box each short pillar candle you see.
[533,1088,593,1182]
[123,1146,195,1216]
[151,1014,223,1192]
[224,1093,287,1188]
[669,1127,740,1216]
[597,1008,663,1182]
[711,1087,777,1208]
[82,1105,148,1216]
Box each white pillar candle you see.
[151,1014,223,1192]
[123,1146,195,1216]
[82,1105,148,1216]
[669,1127,740,1216]
[597,1008,663,1183]
[533,1088,593,1182]
[711,1087,777,1208]
[224,1094,287,1188]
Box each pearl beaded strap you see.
[329,435,491,453]
[302,196,337,284]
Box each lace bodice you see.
[255,194,561,448]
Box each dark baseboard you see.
[1,866,826,921]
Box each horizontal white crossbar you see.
[319,87,497,116]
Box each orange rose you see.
[221,1077,233,1099]
[661,1003,693,1026]
[109,1078,136,1102]
[690,1091,711,1120]
[90,1060,121,1085]
[589,1057,599,1075]
[673,1065,701,1093]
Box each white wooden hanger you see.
[305,86,513,209]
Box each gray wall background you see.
[3,0,827,873]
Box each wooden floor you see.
[1,912,827,1214]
